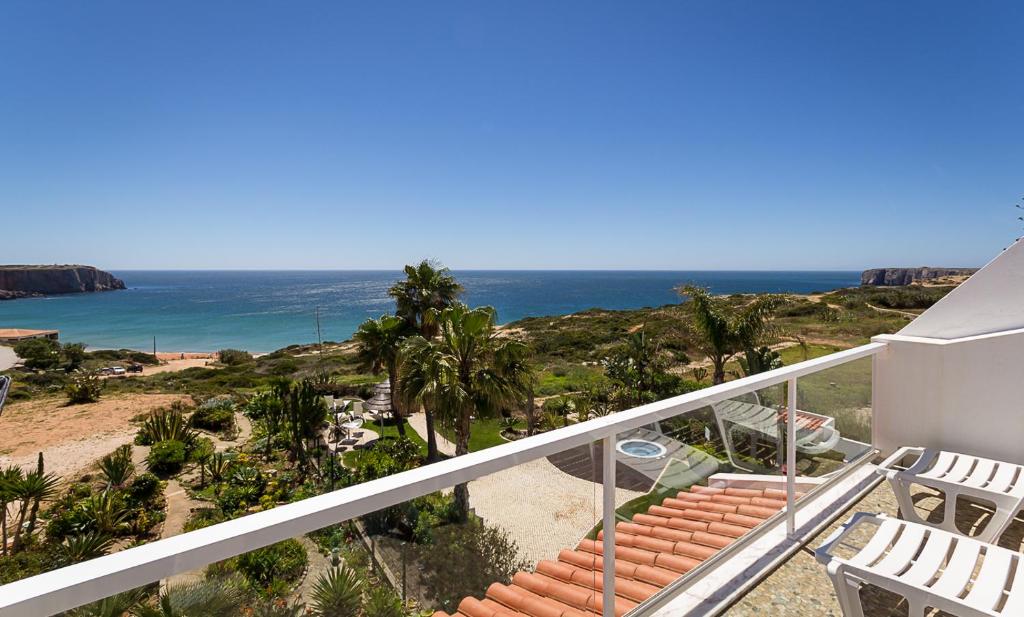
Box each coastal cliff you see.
[0,265,126,300]
[861,267,977,286]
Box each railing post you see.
[602,434,616,617]
[786,377,797,536]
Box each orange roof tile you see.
[432,486,787,617]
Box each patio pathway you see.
[160,479,205,589]
[407,412,456,456]
[406,411,645,565]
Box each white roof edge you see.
[897,239,1024,340]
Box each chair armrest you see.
[814,511,884,565]
[875,446,926,480]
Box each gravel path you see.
[160,479,205,589]
[0,346,18,371]
[296,536,332,604]
[406,410,643,564]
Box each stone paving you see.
[724,480,1024,617]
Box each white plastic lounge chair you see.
[711,399,842,470]
[878,447,1024,544]
[816,512,1024,616]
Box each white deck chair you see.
[878,447,1024,544]
[711,399,842,470]
[816,512,1024,617]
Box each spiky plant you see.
[250,598,306,617]
[138,411,198,449]
[0,465,24,555]
[59,531,115,563]
[309,565,364,617]
[63,588,148,617]
[363,586,404,617]
[79,490,130,536]
[133,577,247,617]
[98,444,135,489]
[10,461,60,551]
[206,452,229,483]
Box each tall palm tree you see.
[678,285,782,385]
[399,304,531,520]
[354,314,411,437]
[388,260,464,461]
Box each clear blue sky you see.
[1,1,1021,270]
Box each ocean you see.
[0,270,860,352]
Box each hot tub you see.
[616,438,668,459]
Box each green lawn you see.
[438,416,518,452]
[363,418,429,455]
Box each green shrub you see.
[147,439,187,474]
[218,349,253,366]
[13,338,60,370]
[126,472,161,503]
[232,539,308,591]
[191,397,236,431]
[65,374,103,404]
[136,408,198,448]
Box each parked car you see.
[111,366,127,376]
[97,367,114,376]
[126,363,144,373]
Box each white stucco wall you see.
[899,239,1024,339]
[873,329,1024,465]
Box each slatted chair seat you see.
[711,400,842,470]
[878,447,1024,544]
[816,512,1024,616]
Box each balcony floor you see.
[722,477,1024,616]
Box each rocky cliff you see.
[0,265,126,300]
[861,267,977,286]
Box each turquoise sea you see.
[0,271,860,352]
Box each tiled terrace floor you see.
[724,478,1024,617]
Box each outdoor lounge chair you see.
[878,447,1024,544]
[815,512,1024,616]
[711,399,842,471]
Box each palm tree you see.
[388,260,463,461]
[399,304,531,520]
[0,465,23,556]
[309,565,363,616]
[354,314,410,437]
[678,285,782,385]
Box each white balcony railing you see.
[0,342,886,617]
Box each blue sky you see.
[1,1,1021,270]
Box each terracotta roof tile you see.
[442,485,792,617]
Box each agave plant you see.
[79,490,131,536]
[249,598,306,617]
[309,565,364,617]
[206,452,229,483]
[138,411,198,449]
[133,577,247,617]
[363,586,404,617]
[99,444,135,489]
[63,588,148,617]
[59,530,115,563]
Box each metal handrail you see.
[0,342,886,616]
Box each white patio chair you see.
[816,512,1024,616]
[711,399,841,471]
[878,447,1024,544]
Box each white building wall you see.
[873,329,1024,465]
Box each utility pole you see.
[152,336,156,358]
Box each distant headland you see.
[860,267,977,286]
[0,265,125,300]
